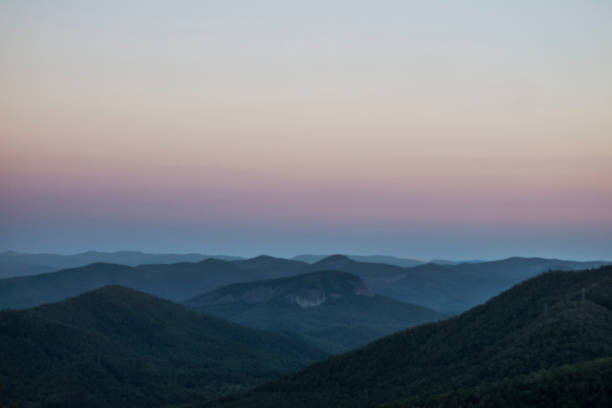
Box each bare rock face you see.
[285,289,327,308]
[282,278,374,308]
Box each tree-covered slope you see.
[390,357,612,408]
[185,270,444,353]
[0,286,327,408]
[211,265,612,408]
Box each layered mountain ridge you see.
[0,254,607,313]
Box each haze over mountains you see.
[0,250,463,279]
[368,256,610,312]
[0,253,608,314]
[0,250,521,279]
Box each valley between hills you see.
[0,253,610,407]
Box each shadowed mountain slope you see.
[0,286,326,408]
[185,270,444,353]
[0,258,303,310]
[211,265,612,408]
[387,356,612,408]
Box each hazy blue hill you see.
[293,254,423,267]
[212,265,612,408]
[0,286,326,408]
[430,259,485,265]
[372,257,611,313]
[0,259,272,310]
[232,255,312,277]
[0,250,242,278]
[312,255,406,281]
[185,270,445,353]
[368,262,481,312]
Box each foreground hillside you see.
[212,265,612,408]
[0,286,326,407]
[389,357,612,408]
[185,270,444,353]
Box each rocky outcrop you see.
[187,270,375,309]
[285,289,327,308]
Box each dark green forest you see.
[388,357,612,408]
[0,286,326,407]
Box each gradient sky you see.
[1,1,611,260]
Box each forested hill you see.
[211,265,612,408]
[388,356,612,408]
[185,270,444,353]
[0,286,327,407]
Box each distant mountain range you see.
[0,254,608,314]
[0,250,515,279]
[0,250,243,278]
[211,265,612,408]
[369,256,610,312]
[0,285,326,407]
[185,270,444,353]
[293,254,488,266]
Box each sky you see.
[1,1,611,260]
